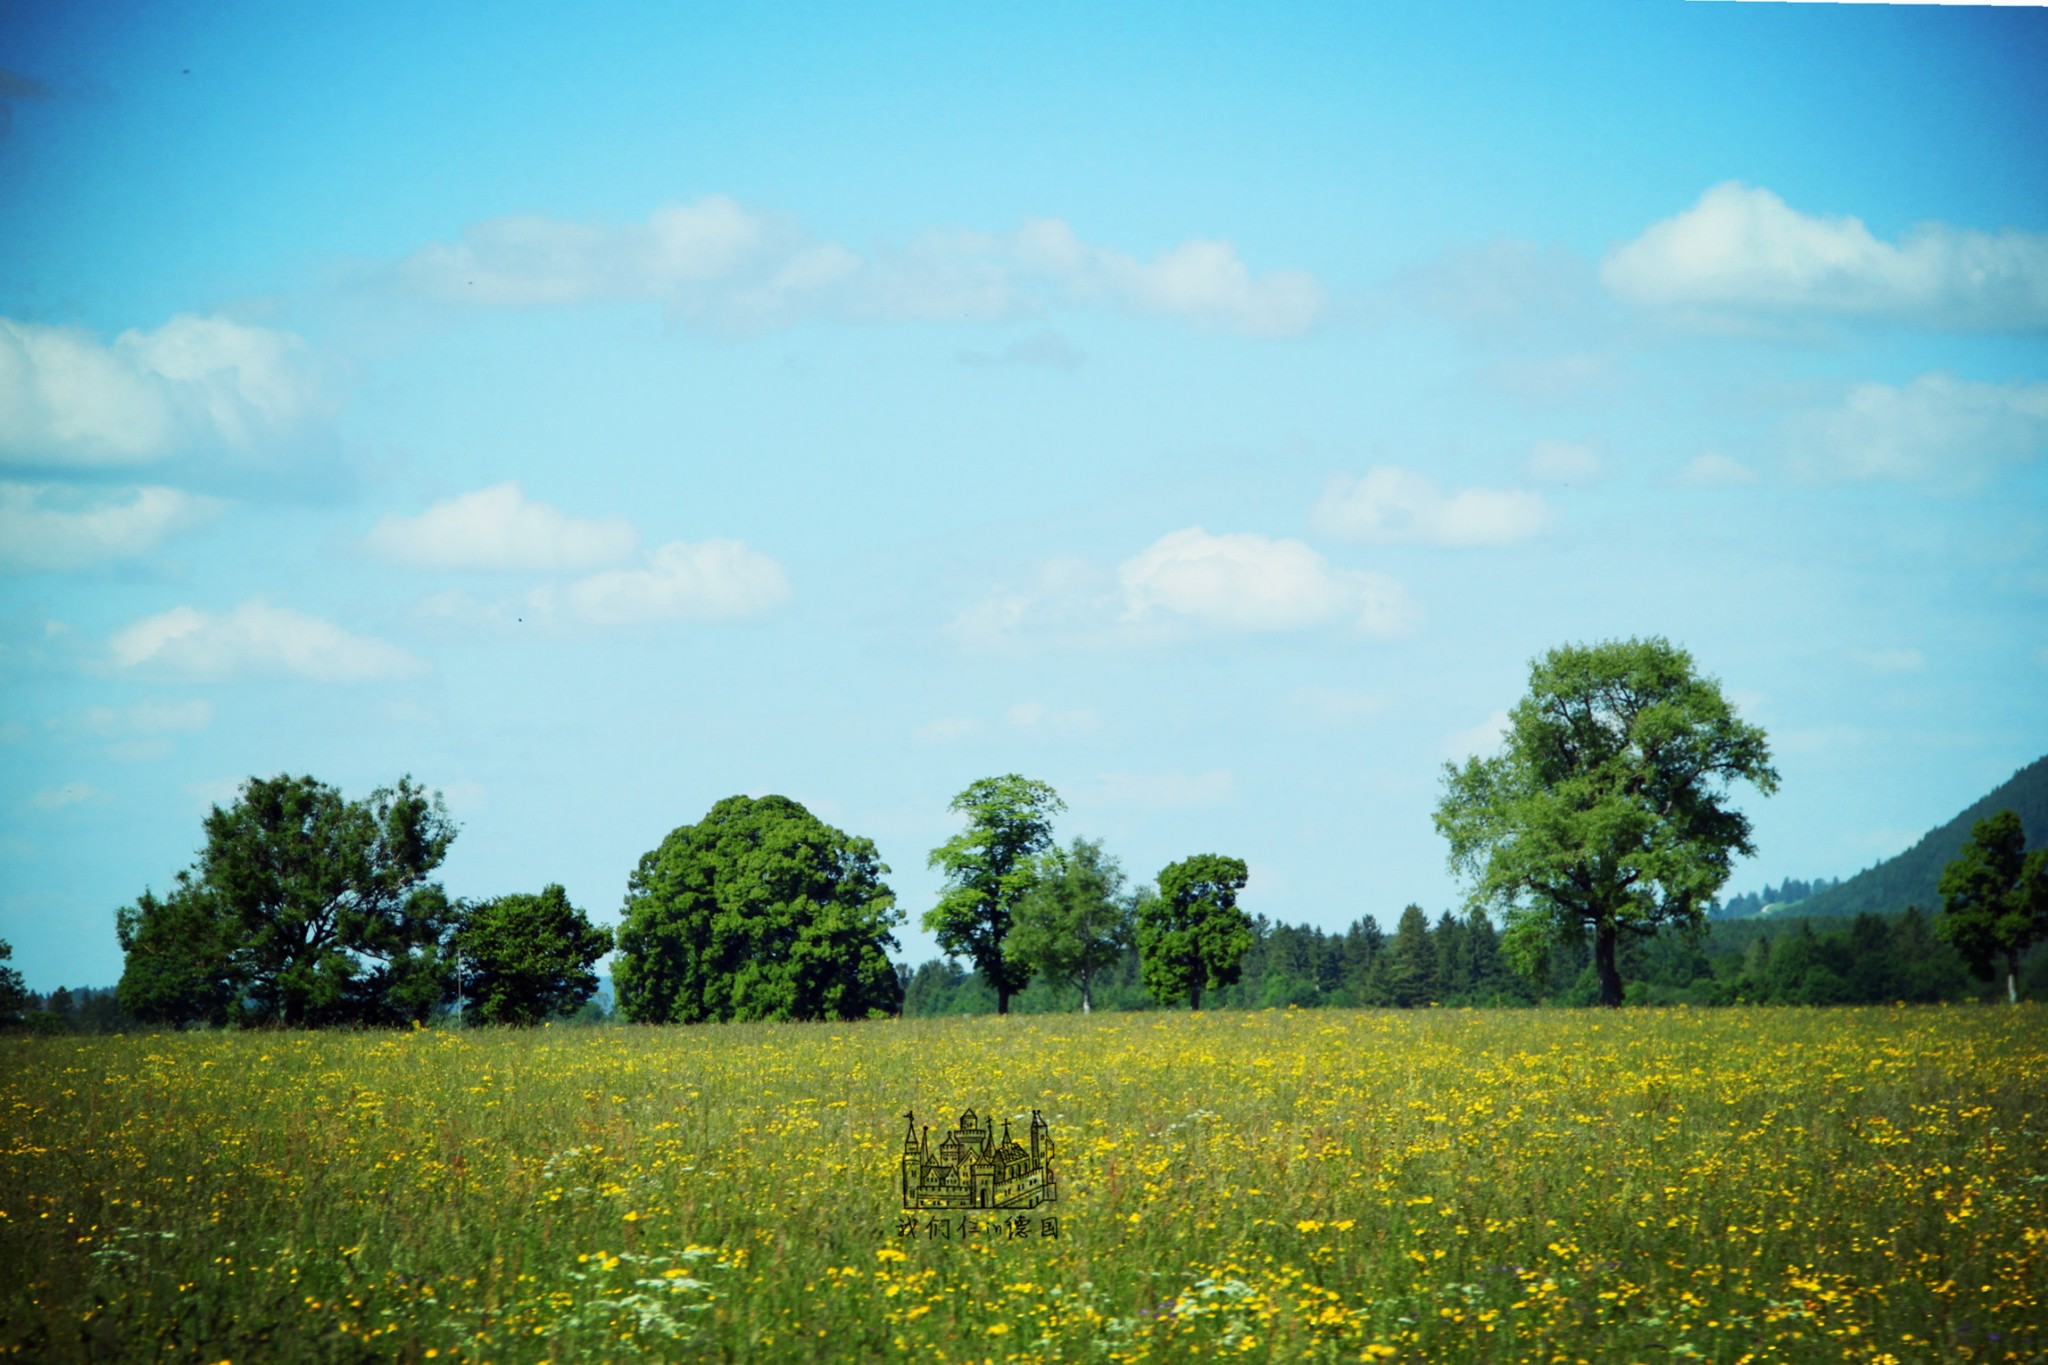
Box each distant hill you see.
[1790,754,2048,919]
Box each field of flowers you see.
[2,1006,2043,1362]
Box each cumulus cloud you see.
[109,599,422,683]
[1313,467,1552,547]
[366,482,638,573]
[380,197,1325,337]
[1602,182,2048,331]
[1786,373,2048,489]
[0,482,222,571]
[0,314,324,467]
[1675,452,1761,488]
[1119,527,1415,635]
[530,538,791,626]
[1527,441,1601,485]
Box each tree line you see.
[10,634,2040,1032]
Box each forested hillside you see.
[1793,755,2048,918]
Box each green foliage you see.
[1799,754,2048,919]
[457,885,612,1026]
[1137,854,1254,1010]
[1378,904,1438,1007]
[1936,809,2048,1003]
[614,795,903,1024]
[0,939,26,1026]
[923,775,1065,1014]
[1434,636,1778,1007]
[114,774,459,1028]
[1004,838,1136,1013]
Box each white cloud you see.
[1786,373,2048,489]
[366,482,638,573]
[1446,710,1512,761]
[1006,701,1099,733]
[0,482,222,571]
[1527,441,1601,485]
[381,198,1326,337]
[109,599,422,682]
[79,698,214,738]
[0,314,324,466]
[1012,219,1325,337]
[1602,182,2048,330]
[1852,648,1927,675]
[184,776,247,810]
[1313,467,1552,547]
[1092,770,1236,809]
[1119,527,1415,635]
[1675,452,1761,488]
[31,781,107,810]
[913,717,980,745]
[532,538,791,626]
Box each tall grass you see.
[3,1006,2042,1361]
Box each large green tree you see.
[1434,637,1778,1009]
[457,884,613,1025]
[1005,837,1135,1013]
[1936,808,2047,1005]
[115,774,459,1027]
[615,795,903,1024]
[924,775,1064,1015]
[1137,854,1255,1011]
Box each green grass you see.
[2,1006,2043,1362]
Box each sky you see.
[3,0,2046,991]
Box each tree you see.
[115,879,237,1026]
[925,775,1065,1016]
[1381,904,1438,1007]
[1936,809,2048,1005]
[615,795,903,1024]
[1137,854,1255,1010]
[1005,837,1136,1013]
[115,774,459,1027]
[1434,637,1778,1009]
[0,938,26,1026]
[456,884,613,1025]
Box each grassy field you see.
[2,1007,2043,1363]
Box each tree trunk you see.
[1190,984,1203,1012]
[2009,948,2020,1006]
[996,987,1010,1016]
[1080,977,1092,1014]
[1594,920,1623,1009]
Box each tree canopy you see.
[924,775,1065,1015]
[1137,853,1255,1010]
[457,884,612,1025]
[614,795,903,1024]
[1004,837,1135,1013]
[115,774,459,1027]
[1936,808,2047,1005]
[1434,637,1778,1008]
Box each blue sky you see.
[3,0,2046,990]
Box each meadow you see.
[2,1007,2043,1363]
